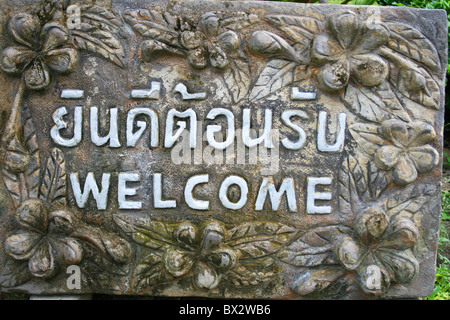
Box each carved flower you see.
[4,199,83,278]
[311,11,389,92]
[0,13,78,90]
[164,220,237,289]
[180,13,240,70]
[374,119,439,186]
[334,207,419,295]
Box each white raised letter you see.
[219,176,248,210]
[255,177,296,212]
[165,109,197,148]
[317,111,346,152]
[242,109,273,148]
[70,172,110,210]
[281,110,309,150]
[185,174,209,210]
[51,106,82,147]
[154,173,176,208]
[90,107,121,148]
[307,177,332,214]
[206,108,235,150]
[126,108,159,147]
[118,172,142,209]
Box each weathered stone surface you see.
[0,0,447,299]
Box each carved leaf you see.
[249,59,311,102]
[291,267,348,297]
[338,153,367,214]
[368,161,390,200]
[223,57,251,103]
[83,6,128,38]
[72,221,132,264]
[0,169,21,208]
[227,262,280,287]
[342,81,410,123]
[266,14,322,43]
[226,221,296,260]
[114,214,176,250]
[0,259,31,288]
[22,109,40,199]
[135,249,166,291]
[39,148,66,206]
[218,12,260,31]
[348,123,387,156]
[122,8,180,46]
[395,65,441,110]
[278,226,347,267]
[1,109,40,208]
[71,8,126,68]
[384,184,436,218]
[249,31,301,62]
[385,22,441,71]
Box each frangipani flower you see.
[141,12,241,71]
[180,12,241,70]
[164,220,237,290]
[334,207,419,295]
[0,13,78,90]
[311,11,389,92]
[4,199,83,278]
[374,119,439,186]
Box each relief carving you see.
[0,1,445,299]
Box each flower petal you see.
[357,263,391,295]
[28,241,57,278]
[381,119,410,147]
[164,247,195,277]
[354,25,389,54]
[4,229,41,260]
[173,222,198,249]
[408,145,439,173]
[310,33,344,65]
[15,199,48,233]
[392,155,418,186]
[24,58,51,90]
[51,237,83,265]
[316,58,350,92]
[354,207,389,241]
[201,220,225,251]
[41,22,68,52]
[194,261,220,289]
[48,210,76,235]
[351,54,388,87]
[208,246,237,271]
[218,31,240,53]
[334,235,362,270]
[8,13,41,49]
[4,134,31,173]
[180,31,204,50]
[209,44,229,69]
[380,218,419,250]
[44,47,78,74]
[374,145,401,170]
[376,248,419,284]
[186,47,208,70]
[0,46,34,74]
[408,121,436,147]
[328,11,360,50]
[197,12,219,37]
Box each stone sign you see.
[0,0,447,299]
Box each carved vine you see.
[0,3,443,298]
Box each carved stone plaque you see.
[0,0,447,299]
